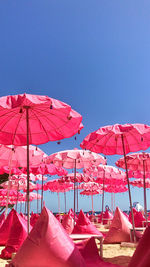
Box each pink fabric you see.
[0,93,83,146]
[0,209,14,245]
[43,179,73,192]
[72,210,103,236]
[8,207,85,267]
[104,207,132,243]
[98,210,113,224]
[129,209,145,227]
[0,210,28,259]
[80,123,150,155]
[116,152,150,171]
[68,209,78,221]
[0,144,46,168]
[55,214,63,222]
[30,213,40,227]
[77,237,119,267]
[62,214,74,234]
[46,149,106,169]
[0,212,5,228]
[60,173,95,183]
[128,226,150,267]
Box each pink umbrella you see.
[46,148,106,220]
[130,179,150,188]
[104,185,128,193]
[116,152,150,222]
[59,173,95,183]
[0,144,46,218]
[0,93,83,233]
[43,180,73,213]
[0,144,47,168]
[80,188,102,214]
[84,165,126,223]
[80,123,150,242]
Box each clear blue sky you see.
[0,0,150,213]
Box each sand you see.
[0,223,136,267]
[0,244,136,267]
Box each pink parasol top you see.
[130,179,150,188]
[0,144,47,168]
[43,179,73,192]
[104,185,128,193]
[116,152,150,172]
[59,173,95,183]
[0,93,83,145]
[46,148,106,169]
[80,123,150,155]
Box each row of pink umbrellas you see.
[1,93,150,243]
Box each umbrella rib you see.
[0,109,22,133]
[12,112,24,145]
[31,108,67,139]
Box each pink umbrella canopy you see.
[0,144,47,168]
[80,124,150,155]
[80,123,150,242]
[45,149,106,169]
[45,148,106,218]
[25,163,68,176]
[0,94,83,145]
[116,152,150,222]
[43,179,73,214]
[80,188,102,214]
[0,93,83,233]
[128,170,150,179]
[116,152,150,171]
[104,185,128,193]
[84,165,126,179]
[84,165,127,221]
[59,173,95,183]
[1,180,38,191]
[78,182,102,191]
[130,179,150,188]
[43,179,73,192]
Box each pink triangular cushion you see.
[77,238,119,267]
[104,207,132,243]
[0,210,29,259]
[128,226,150,267]
[62,214,74,234]
[0,209,15,245]
[30,213,40,227]
[0,212,5,228]
[9,207,86,267]
[129,209,145,227]
[72,210,103,236]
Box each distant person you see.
[133,202,144,214]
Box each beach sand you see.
[0,243,135,267]
[0,223,136,267]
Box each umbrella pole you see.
[114,193,115,213]
[91,195,94,214]
[20,202,22,213]
[121,134,136,242]
[5,149,13,219]
[16,183,19,212]
[41,175,44,212]
[77,182,78,213]
[143,160,147,224]
[25,107,30,234]
[58,192,60,214]
[101,174,105,224]
[111,193,113,215]
[37,189,38,214]
[74,159,76,225]
[64,191,67,213]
